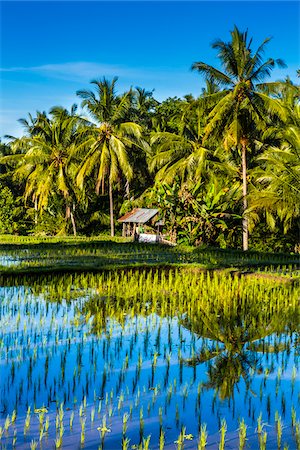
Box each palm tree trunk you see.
[34,196,38,226]
[109,180,114,237]
[242,142,248,251]
[70,204,77,237]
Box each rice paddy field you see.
[0,237,299,449]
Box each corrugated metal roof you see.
[118,208,159,224]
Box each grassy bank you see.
[0,234,299,277]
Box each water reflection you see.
[0,270,299,449]
[182,301,298,400]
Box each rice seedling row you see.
[0,270,299,449]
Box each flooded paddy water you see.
[0,269,299,449]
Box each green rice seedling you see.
[291,366,296,388]
[292,407,296,427]
[159,407,163,429]
[159,429,165,450]
[45,416,49,433]
[129,403,133,419]
[12,429,17,448]
[70,411,74,430]
[11,410,17,425]
[142,435,151,450]
[118,392,124,411]
[295,421,300,449]
[219,419,227,450]
[283,444,289,450]
[176,403,180,428]
[257,413,263,435]
[238,419,247,450]
[277,415,283,448]
[39,425,45,442]
[259,431,267,450]
[175,426,186,450]
[122,437,131,450]
[30,440,38,450]
[55,435,63,449]
[24,406,31,434]
[97,415,111,439]
[0,427,3,440]
[91,407,95,423]
[80,418,86,446]
[58,403,64,423]
[79,403,83,417]
[38,411,45,430]
[198,423,207,450]
[122,412,129,436]
[139,407,144,443]
[4,415,10,434]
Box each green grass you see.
[0,234,299,277]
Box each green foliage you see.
[146,179,241,246]
[0,28,299,251]
[0,184,19,234]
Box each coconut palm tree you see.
[192,26,286,250]
[249,82,300,244]
[133,87,159,130]
[252,124,300,241]
[76,77,144,236]
[1,109,82,235]
[150,100,216,184]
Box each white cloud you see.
[0,61,160,82]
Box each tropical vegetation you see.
[1,26,299,252]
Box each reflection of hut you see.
[118,208,160,241]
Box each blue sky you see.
[1,1,299,137]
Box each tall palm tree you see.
[76,77,143,236]
[249,82,300,245]
[1,109,82,235]
[133,87,158,130]
[150,100,215,184]
[252,124,300,239]
[192,26,286,250]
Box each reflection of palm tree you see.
[182,302,298,400]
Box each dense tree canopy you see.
[1,27,299,251]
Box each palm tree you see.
[1,109,82,235]
[192,26,286,250]
[249,81,300,245]
[76,77,143,236]
[133,87,159,130]
[252,125,300,241]
[150,100,215,184]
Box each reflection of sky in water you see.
[0,255,19,267]
[0,283,299,449]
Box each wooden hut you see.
[118,208,160,241]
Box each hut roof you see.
[118,208,159,224]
